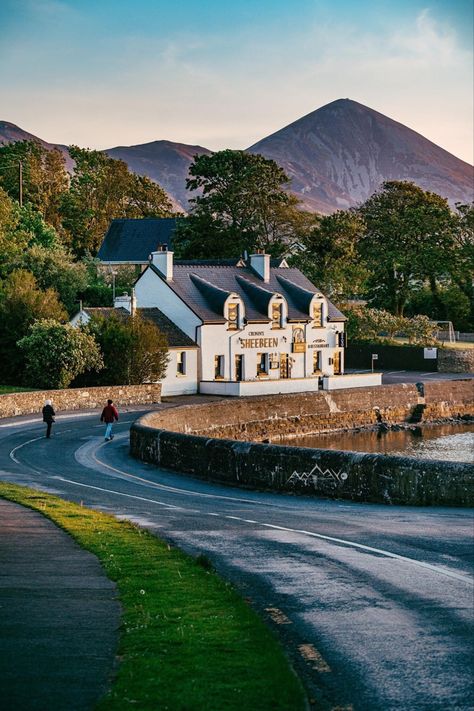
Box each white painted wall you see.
[135,267,201,340]
[160,348,199,396]
[322,373,382,390]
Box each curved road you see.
[1,406,473,711]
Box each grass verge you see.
[0,386,36,394]
[0,482,305,711]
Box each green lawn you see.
[0,386,37,394]
[0,482,305,711]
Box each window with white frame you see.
[227,302,239,330]
[313,301,323,327]
[214,354,224,379]
[271,301,283,329]
[176,351,186,375]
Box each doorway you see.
[333,350,341,375]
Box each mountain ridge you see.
[1,100,472,214]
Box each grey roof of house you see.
[146,261,346,324]
[82,306,197,347]
[97,218,178,263]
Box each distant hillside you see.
[106,140,212,212]
[1,100,473,214]
[0,120,74,172]
[248,99,474,213]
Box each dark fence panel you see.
[345,343,437,371]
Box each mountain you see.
[0,120,74,172]
[1,101,473,214]
[106,140,212,212]
[248,99,474,213]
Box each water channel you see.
[278,423,474,463]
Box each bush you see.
[345,305,437,345]
[18,319,103,389]
[83,313,169,385]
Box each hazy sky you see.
[1,0,473,162]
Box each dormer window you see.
[227,303,239,330]
[313,301,323,328]
[271,301,283,329]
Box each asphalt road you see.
[1,407,473,711]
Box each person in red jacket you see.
[100,399,119,441]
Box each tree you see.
[0,188,27,272]
[0,140,69,230]
[60,146,173,255]
[358,181,457,315]
[85,313,169,385]
[17,244,88,314]
[450,203,474,328]
[294,209,367,300]
[175,150,295,257]
[0,270,67,383]
[18,320,103,389]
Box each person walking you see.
[100,399,119,441]
[42,399,56,439]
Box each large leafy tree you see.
[84,313,169,385]
[0,140,69,230]
[358,181,457,315]
[60,146,173,255]
[450,203,474,327]
[18,320,103,389]
[294,209,367,300]
[0,270,67,383]
[174,150,296,257]
[15,244,89,315]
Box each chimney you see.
[114,292,131,312]
[150,244,173,280]
[130,288,137,317]
[250,250,270,282]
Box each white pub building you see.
[127,248,380,396]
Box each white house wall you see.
[198,318,345,388]
[160,348,198,396]
[135,268,201,341]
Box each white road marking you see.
[257,521,472,584]
[9,436,45,463]
[8,426,473,586]
[76,435,271,507]
[51,476,184,510]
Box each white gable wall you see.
[135,268,201,340]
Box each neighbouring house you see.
[70,298,198,396]
[97,217,178,269]
[131,248,381,395]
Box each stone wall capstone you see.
[0,384,162,419]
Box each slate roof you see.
[146,261,346,323]
[97,218,178,263]
[82,306,196,348]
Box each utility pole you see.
[18,161,23,208]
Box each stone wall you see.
[130,380,473,506]
[438,348,474,373]
[140,381,473,442]
[0,384,162,419]
[130,424,474,507]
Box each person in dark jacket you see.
[42,399,56,438]
[100,399,119,441]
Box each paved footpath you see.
[0,499,121,711]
